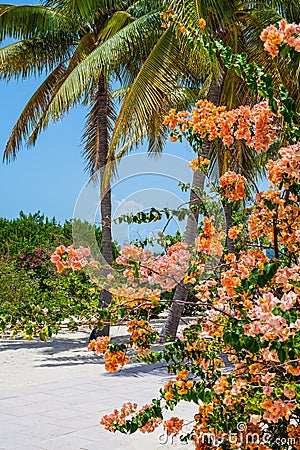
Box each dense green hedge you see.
[0,212,105,339]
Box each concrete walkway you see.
[0,328,196,450]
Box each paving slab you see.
[0,327,196,450]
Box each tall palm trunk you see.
[224,199,235,254]
[159,167,206,341]
[160,78,223,342]
[90,74,113,339]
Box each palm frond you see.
[108,28,200,159]
[127,0,165,16]
[33,11,163,122]
[43,0,126,22]
[3,62,67,162]
[22,33,98,145]
[171,0,238,37]
[0,36,73,80]
[98,10,134,42]
[67,32,96,72]
[0,5,74,41]
[147,112,168,155]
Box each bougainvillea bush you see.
[51,21,300,449]
[0,214,105,339]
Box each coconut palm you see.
[0,0,210,336]
[1,0,298,342]
[0,0,166,335]
[158,0,300,341]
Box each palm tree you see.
[0,0,210,337]
[158,0,300,341]
[1,0,298,342]
[44,0,296,341]
[0,0,166,335]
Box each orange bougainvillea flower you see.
[88,336,110,354]
[51,244,97,273]
[261,20,300,57]
[164,100,277,153]
[195,217,225,257]
[219,171,246,201]
[213,376,229,394]
[176,369,189,380]
[228,225,243,240]
[164,389,173,401]
[188,157,210,172]
[163,417,184,435]
[170,134,178,142]
[199,18,206,30]
[104,350,131,372]
[101,402,138,431]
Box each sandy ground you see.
[0,320,170,390]
[0,325,132,390]
[0,322,199,450]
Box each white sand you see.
[0,325,130,390]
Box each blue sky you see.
[0,66,193,227]
[0,0,89,222]
[0,0,195,226]
[0,76,89,222]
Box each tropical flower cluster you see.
[248,187,300,254]
[104,349,130,372]
[101,402,163,434]
[188,156,210,173]
[87,336,110,355]
[219,171,247,201]
[88,336,130,372]
[101,402,138,432]
[126,318,158,353]
[115,241,190,290]
[267,142,300,187]
[51,30,300,448]
[194,217,225,257]
[50,244,98,273]
[163,100,278,153]
[163,417,184,435]
[261,19,300,57]
[228,224,243,240]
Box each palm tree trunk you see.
[90,74,113,339]
[159,167,206,341]
[160,78,223,342]
[160,150,210,342]
[224,199,235,254]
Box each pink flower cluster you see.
[50,245,98,272]
[275,262,300,292]
[244,292,298,342]
[164,100,278,153]
[101,402,162,433]
[261,19,300,57]
[101,402,138,432]
[221,249,268,297]
[261,398,295,423]
[116,242,190,290]
[267,142,300,187]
